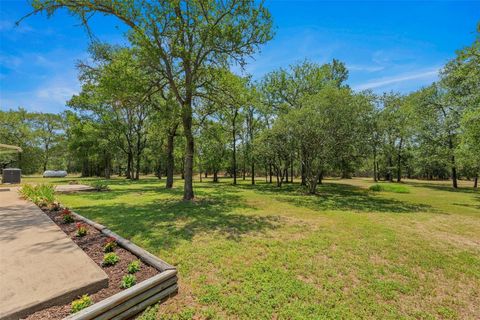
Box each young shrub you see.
[76,222,88,237]
[103,252,120,266]
[71,294,92,313]
[19,184,35,200]
[127,260,141,274]
[369,183,409,193]
[62,208,74,224]
[89,181,110,191]
[120,274,136,289]
[35,184,56,206]
[103,237,117,253]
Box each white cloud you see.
[348,64,385,72]
[0,73,80,112]
[352,68,439,91]
[36,85,78,105]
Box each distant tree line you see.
[3,1,478,198]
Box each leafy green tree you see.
[32,112,64,172]
[198,120,228,182]
[256,120,295,187]
[244,87,263,184]
[294,86,364,193]
[211,70,251,184]
[457,108,480,187]
[69,45,154,180]
[377,92,414,182]
[0,108,61,174]
[260,59,349,184]
[26,0,273,200]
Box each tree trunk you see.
[213,170,218,183]
[290,162,294,184]
[135,152,141,180]
[474,175,478,188]
[301,163,306,186]
[373,150,378,182]
[232,115,237,185]
[104,152,111,179]
[156,162,162,179]
[397,138,403,182]
[251,162,255,185]
[448,136,458,188]
[126,152,132,180]
[165,132,175,188]
[43,143,49,172]
[182,101,195,200]
[308,172,321,194]
[269,164,272,183]
[242,151,246,180]
[81,158,89,177]
[387,155,393,182]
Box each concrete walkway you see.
[0,188,108,320]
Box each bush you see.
[20,183,56,206]
[76,222,88,237]
[89,181,110,191]
[120,274,137,289]
[369,183,409,193]
[103,252,120,266]
[103,237,117,253]
[71,294,92,313]
[127,260,141,274]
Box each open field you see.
[19,176,480,319]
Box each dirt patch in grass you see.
[24,208,158,320]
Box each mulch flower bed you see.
[23,207,158,320]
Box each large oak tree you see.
[25,0,273,200]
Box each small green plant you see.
[120,274,136,289]
[103,236,117,253]
[76,222,88,237]
[369,183,409,193]
[103,252,120,266]
[89,181,110,191]
[49,201,61,211]
[137,305,159,320]
[127,260,141,274]
[62,208,74,224]
[71,294,92,313]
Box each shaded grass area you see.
[24,176,480,319]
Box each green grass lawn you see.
[23,176,480,319]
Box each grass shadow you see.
[236,181,432,213]
[402,180,479,194]
[71,187,280,252]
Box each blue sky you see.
[0,0,478,113]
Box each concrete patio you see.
[0,188,108,320]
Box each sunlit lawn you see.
[23,175,480,319]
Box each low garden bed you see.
[20,184,177,320]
